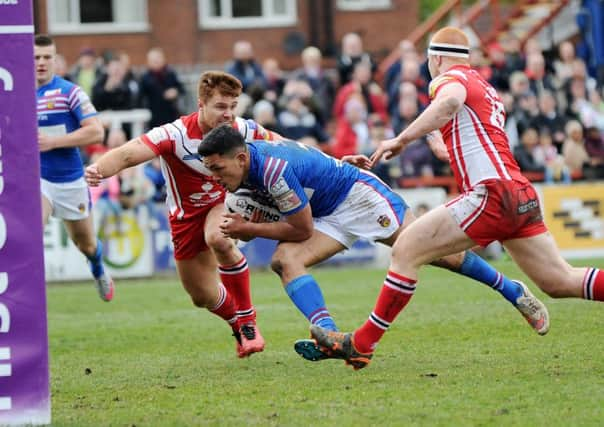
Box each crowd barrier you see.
[44,188,447,281]
[98,108,151,137]
[43,183,604,282]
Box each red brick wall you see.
[35,0,418,70]
[332,1,419,62]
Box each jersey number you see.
[486,87,505,130]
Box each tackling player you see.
[309,27,604,370]
[198,125,549,362]
[35,35,114,301]
[85,71,277,357]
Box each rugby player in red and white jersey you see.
[85,71,278,358]
[310,27,604,370]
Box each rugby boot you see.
[513,280,550,335]
[310,325,373,370]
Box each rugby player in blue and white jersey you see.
[199,125,549,362]
[35,35,114,301]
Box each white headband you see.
[427,42,470,58]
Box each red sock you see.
[583,268,604,301]
[353,271,416,354]
[209,283,239,330]
[219,257,255,323]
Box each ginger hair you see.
[197,71,242,102]
[430,27,470,47]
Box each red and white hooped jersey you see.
[140,113,275,221]
[429,65,527,192]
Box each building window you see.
[47,0,149,34]
[337,0,391,11]
[199,0,297,29]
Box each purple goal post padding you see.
[0,1,51,425]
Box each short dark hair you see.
[198,124,246,157]
[34,34,54,47]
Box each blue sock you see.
[284,275,338,331]
[86,239,105,279]
[458,251,523,305]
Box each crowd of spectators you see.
[55,45,183,222]
[61,31,604,220]
[216,33,604,186]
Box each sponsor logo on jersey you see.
[189,189,222,206]
[46,101,54,109]
[270,176,289,196]
[275,190,301,212]
[377,214,391,228]
[235,198,248,210]
[43,89,61,96]
[517,187,541,219]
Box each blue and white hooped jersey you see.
[246,140,361,217]
[37,75,98,182]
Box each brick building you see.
[34,0,419,70]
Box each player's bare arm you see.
[220,204,313,242]
[370,82,467,165]
[85,138,156,187]
[38,116,104,152]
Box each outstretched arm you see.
[85,138,157,186]
[371,82,466,165]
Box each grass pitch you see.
[48,259,604,426]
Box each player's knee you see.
[391,239,414,264]
[190,296,211,308]
[75,240,97,258]
[270,248,299,277]
[188,289,214,308]
[270,257,283,277]
[206,229,233,255]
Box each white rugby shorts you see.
[313,172,407,248]
[41,177,91,220]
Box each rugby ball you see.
[225,189,282,223]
